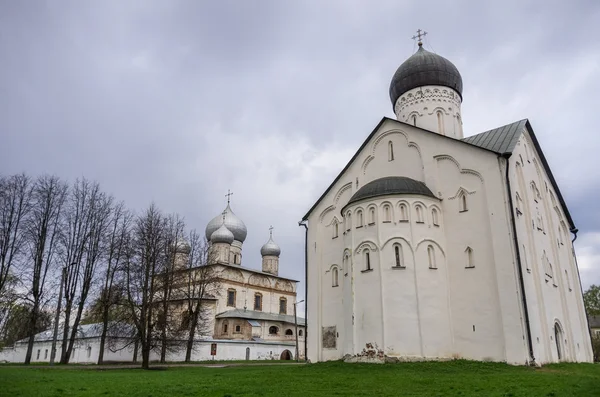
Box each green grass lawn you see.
[0,360,599,397]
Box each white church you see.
[301,33,593,365]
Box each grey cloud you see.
[1,0,600,298]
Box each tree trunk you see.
[185,315,198,362]
[23,303,38,364]
[59,301,72,364]
[141,345,150,369]
[97,305,110,365]
[133,337,139,363]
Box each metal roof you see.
[389,45,463,107]
[215,309,306,326]
[461,119,527,154]
[344,176,436,210]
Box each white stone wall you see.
[509,135,593,363]
[394,86,464,139]
[306,117,540,364]
[0,338,301,363]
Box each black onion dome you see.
[389,45,463,107]
[346,177,436,208]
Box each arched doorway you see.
[554,322,563,361]
[280,349,293,360]
[245,347,250,361]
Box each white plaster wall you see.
[510,135,593,363]
[2,338,301,363]
[306,117,528,364]
[394,86,464,139]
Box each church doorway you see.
[280,349,293,360]
[554,322,564,361]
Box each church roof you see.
[461,119,527,154]
[389,45,463,107]
[344,176,436,210]
[215,308,306,326]
[301,117,576,231]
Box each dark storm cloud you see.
[1,0,599,299]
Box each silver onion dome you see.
[205,204,247,243]
[175,239,191,254]
[210,223,234,245]
[260,233,281,257]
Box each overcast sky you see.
[1,1,599,305]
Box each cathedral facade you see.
[301,39,593,365]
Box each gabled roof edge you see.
[301,117,389,221]
[523,120,576,231]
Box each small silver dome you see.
[260,232,281,257]
[211,223,234,244]
[205,204,247,244]
[175,239,191,254]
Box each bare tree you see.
[23,175,67,364]
[182,230,221,362]
[59,179,113,364]
[0,174,32,302]
[124,204,166,369]
[156,214,186,363]
[96,202,132,364]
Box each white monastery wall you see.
[1,338,298,363]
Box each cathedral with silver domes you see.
[302,31,593,365]
[198,197,305,360]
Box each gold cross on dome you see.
[225,189,233,204]
[269,225,273,237]
[411,29,428,46]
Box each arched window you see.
[299,330,303,337]
[564,270,571,291]
[254,293,262,311]
[415,205,424,223]
[357,210,363,227]
[269,326,279,335]
[227,289,236,307]
[364,250,371,271]
[279,297,287,314]
[459,193,468,212]
[432,208,439,226]
[399,204,408,221]
[554,322,563,361]
[333,222,339,238]
[369,207,376,224]
[465,247,474,268]
[427,245,436,269]
[388,141,394,161]
[233,254,239,264]
[394,244,404,268]
[235,325,241,333]
[383,205,391,222]
[522,245,530,272]
[332,267,339,287]
[558,227,563,245]
[346,211,352,231]
[412,114,417,126]
[437,111,445,135]
[285,329,293,336]
[519,154,524,165]
[222,321,229,334]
